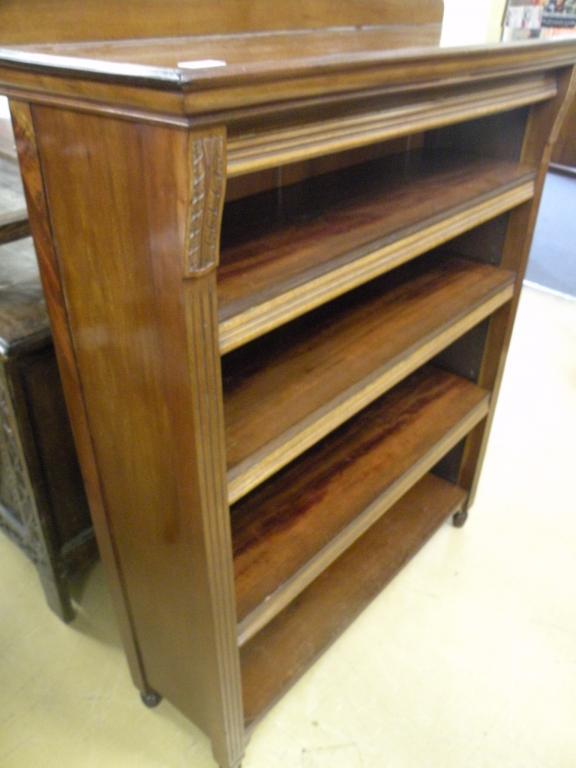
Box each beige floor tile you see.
[1,285,575,768]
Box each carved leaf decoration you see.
[0,368,47,566]
[186,134,226,276]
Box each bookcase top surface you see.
[0,28,575,117]
[2,29,576,86]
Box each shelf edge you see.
[219,181,532,354]
[227,281,513,505]
[242,473,468,731]
[226,78,555,177]
[237,391,486,646]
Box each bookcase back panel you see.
[426,107,531,163]
[0,0,445,44]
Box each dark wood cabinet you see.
[1,3,575,765]
[0,238,95,620]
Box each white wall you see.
[442,0,508,46]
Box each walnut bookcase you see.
[1,17,575,768]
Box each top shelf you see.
[218,152,534,352]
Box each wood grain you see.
[219,153,533,351]
[10,100,149,689]
[0,0,444,44]
[2,18,575,766]
[23,26,445,69]
[0,359,72,617]
[29,106,244,768]
[457,66,576,507]
[0,37,575,120]
[226,75,556,176]
[1,346,95,621]
[552,90,576,168]
[224,254,514,504]
[233,366,488,645]
[241,472,467,728]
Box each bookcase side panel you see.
[457,65,576,504]
[10,99,148,660]
[18,103,244,767]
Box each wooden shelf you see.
[232,365,488,646]
[226,75,556,177]
[240,471,468,728]
[224,253,513,504]
[218,152,533,352]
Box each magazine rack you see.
[1,3,575,765]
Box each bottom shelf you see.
[240,473,467,728]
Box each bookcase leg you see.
[452,507,469,529]
[140,690,162,709]
[214,754,242,768]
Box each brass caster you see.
[141,690,162,708]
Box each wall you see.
[442,0,508,45]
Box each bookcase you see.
[1,7,575,766]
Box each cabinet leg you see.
[140,690,162,708]
[0,364,75,622]
[37,559,75,622]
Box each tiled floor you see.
[1,284,575,768]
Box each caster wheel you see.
[452,509,469,528]
[141,690,162,708]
